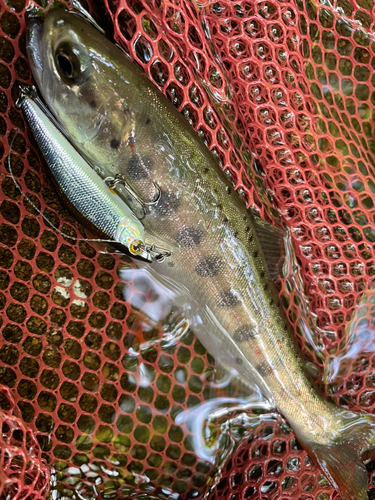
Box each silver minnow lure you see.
[16,84,149,260]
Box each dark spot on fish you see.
[89,100,97,108]
[203,168,209,174]
[175,227,205,248]
[284,324,288,331]
[111,139,120,149]
[154,191,181,216]
[263,283,269,291]
[233,325,256,342]
[253,250,259,258]
[236,357,243,365]
[243,215,247,221]
[217,203,223,210]
[248,235,254,243]
[256,361,273,377]
[127,155,153,180]
[146,118,151,125]
[245,226,250,232]
[233,231,238,238]
[223,216,229,223]
[216,289,241,309]
[195,256,223,277]
[167,262,175,267]
[269,299,274,306]
[226,187,231,195]
[260,271,265,278]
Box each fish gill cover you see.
[0,0,375,498]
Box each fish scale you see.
[25,9,375,500]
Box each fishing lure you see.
[16,84,169,263]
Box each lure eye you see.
[55,42,90,85]
[57,54,73,78]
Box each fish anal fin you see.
[251,215,286,280]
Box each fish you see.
[26,9,375,499]
[15,84,160,263]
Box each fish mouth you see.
[26,17,44,89]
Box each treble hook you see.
[15,83,37,107]
[104,174,161,219]
[136,244,171,263]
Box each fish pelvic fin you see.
[312,411,375,500]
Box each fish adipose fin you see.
[311,412,375,500]
[251,215,286,280]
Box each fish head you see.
[27,10,137,170]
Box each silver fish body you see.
[17,85,146,257]
[26,10,375,500]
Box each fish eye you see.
[57,54,73,78]
[54,43,90,85]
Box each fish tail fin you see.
[311,411,375,500]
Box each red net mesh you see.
[0,387,49,499]
[1,0,375,497]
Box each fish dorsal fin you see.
[251,215,286,281]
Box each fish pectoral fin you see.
[251,215,286,280]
